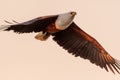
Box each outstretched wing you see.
[3,15,58,33]
[52,22,120,74]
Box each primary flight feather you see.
[0,11,120,74]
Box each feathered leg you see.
[35,31,50,41]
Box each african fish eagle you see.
[0,11,120,74]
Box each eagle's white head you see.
[55,11,76,30]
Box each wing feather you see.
[52,22,120,74]
[4,15,58,33]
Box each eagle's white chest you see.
[55,12,75,30]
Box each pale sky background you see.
[0,0,120,80]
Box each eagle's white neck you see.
[55,12,76,30]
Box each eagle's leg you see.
[35,31,50,41]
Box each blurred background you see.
[0,0,120,80]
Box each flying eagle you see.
[0,11,120,74]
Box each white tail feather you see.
[0,25,10,31]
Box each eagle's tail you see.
[35,32,50,41]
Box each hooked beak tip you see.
[71,12,77,16]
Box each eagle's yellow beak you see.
[70,12,77,16]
